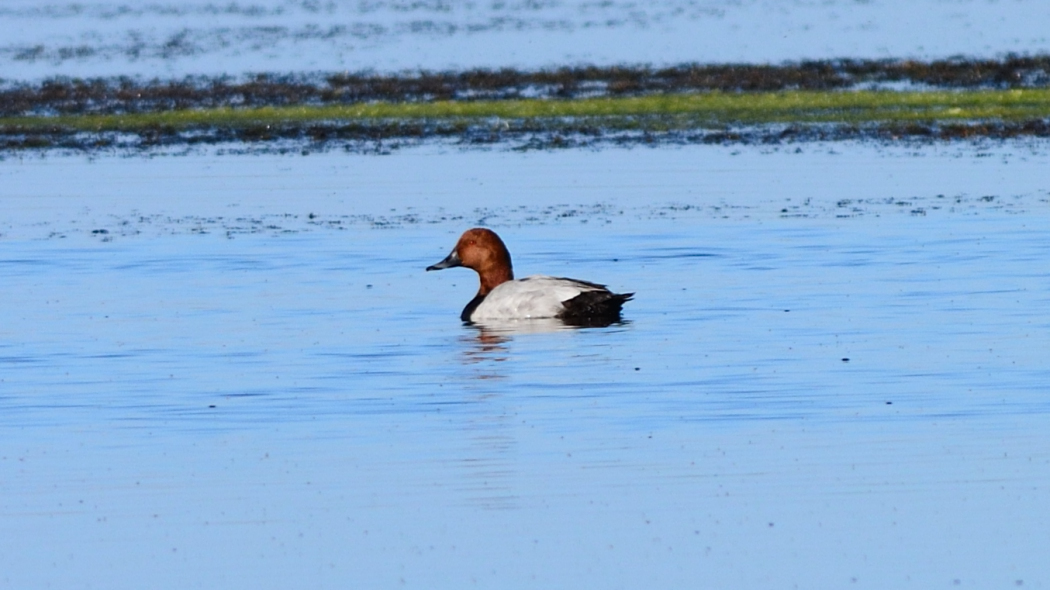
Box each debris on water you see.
[48,122,1044,154]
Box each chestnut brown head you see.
[426,228,514,294]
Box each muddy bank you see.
[3,56,1050,117]
[2,56,1049,153]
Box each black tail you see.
[558,291,634,327]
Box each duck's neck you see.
[477,266,514,296]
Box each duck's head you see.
[427,228,514,293]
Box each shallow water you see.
[2,0,1050,79]
[2,143,1050,588]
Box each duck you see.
[426,228,633,326]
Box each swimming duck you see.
[426,228,633,326]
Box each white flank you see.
[470,275,604,320]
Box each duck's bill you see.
[426,249,462,271]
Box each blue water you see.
[1,0,1049,79]
[3,0,1050,584]
[2,144,1050,588]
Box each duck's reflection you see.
[448,318,580,509]
[450,318,630,509]
[458,318,577,367]
[471,317,581,335]
[457,329,510,367]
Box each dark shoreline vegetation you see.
[2,56,1050,152]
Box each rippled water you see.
[4,0,1050,585]
[2,0,1049,78]
[2,143,1050,588]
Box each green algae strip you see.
[4,89,1050,131]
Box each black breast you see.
[460,293,487,322]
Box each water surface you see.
[2,143,1049,588]
[2,0,1049,79]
